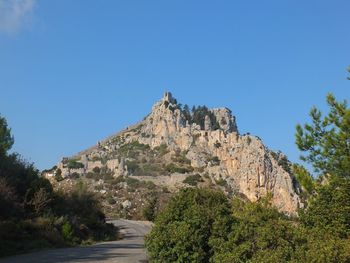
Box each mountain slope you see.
[43,92,302,215]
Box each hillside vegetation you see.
[0,116,118,257]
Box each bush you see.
[145,188,232,262]
[93,166,100,174]
[183,174,203,186]
[165,163,193,174]
[143,197,157,221]
[125,177,142,190]
[67,160,84,169]
[207,156,220,166]
[55,168,64,182]
[61,221,75,243]
[126,160,141,174]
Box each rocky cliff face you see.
[44,92,302,215]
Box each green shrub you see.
[145,188,232,262]
[125,177,142,189]
[143,197,157,221]
[183,174,203,186]
[67,160,84,169]
[165,163,193,174]
[54,168,64,181]
[93,166,101,174]
[208,156,220,166]
[61,221,76,244]
[126,160,141,174]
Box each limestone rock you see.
[44,92,303,215]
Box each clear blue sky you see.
[0,0,349,170]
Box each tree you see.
[295,93,350,178]
[0,115,14,155]
[182,104,191,123]
[295,89,350,238]
[212,198,301,263]
[299,176,350,238]
[145,188,232,263]
[292,164,314,202]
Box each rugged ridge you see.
[44,92,302,215]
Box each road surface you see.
[0,220,152,263]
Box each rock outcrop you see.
[44,92,302,215]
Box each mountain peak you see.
[44,92,302,216]
[162,91,176,104]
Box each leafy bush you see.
[191,105,220,130]
[145,188,232,262]
[165,163,193,174]
[143,196,157,221]
[125,160,141,174]
[0,114,117,257]
[67,160,84,169]
[207,156,220,166]
[92,166,100,174]
[183,174,203,186]
[55,168,64,182]
[61,221,75,243]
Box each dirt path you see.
[0,220,152,263]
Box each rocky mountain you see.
[43,92,302,217]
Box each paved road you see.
[0,220,152,263]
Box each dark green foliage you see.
[66,160,84,169]
[61,221,75,243]
[147,188,350,262]
[191,105,220,130]
[145,188,232,263]
[141,163,164,176]
[125,177,142,190]
[183,174,203,186]
[214,141,221,148]
[119,141,150,157]
[92,166,100,174]
[292,164,314,196]
[165,163,193,174]
[0,114,117,257]
[299,176,350,238]
[70,172,80,179]
[270,151,292,174]
[55,168,64,182]
[143,196,158,221]
[0,115,14,155]
[212,198,300,263]
[125,160,141,174]
[208,156,220,166]
[295,93,350,178]
[182,104,191,123]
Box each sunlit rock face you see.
[46,92,302,215]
